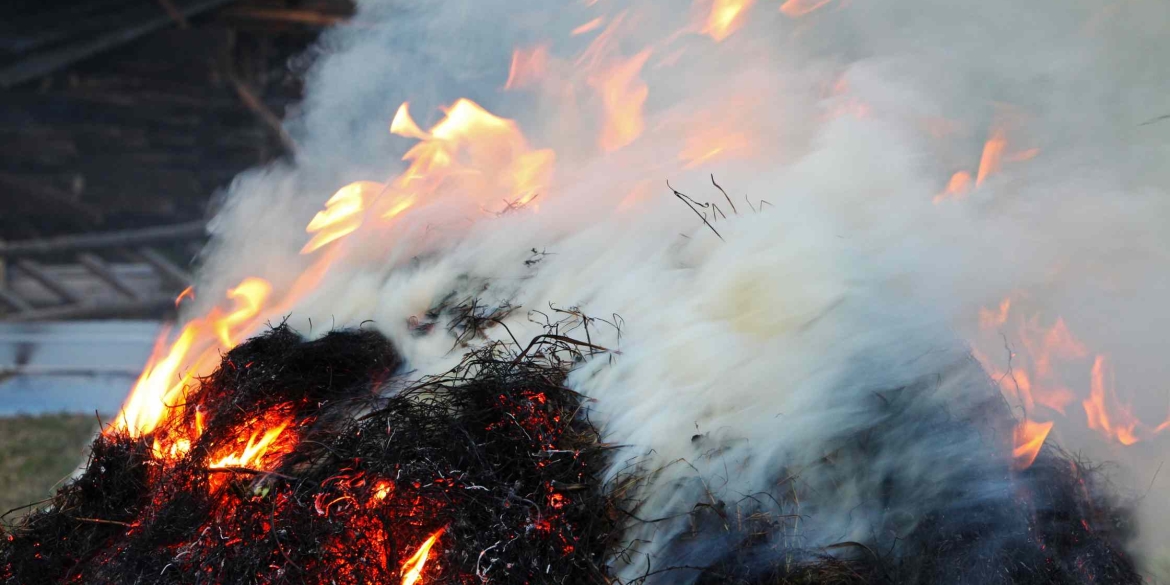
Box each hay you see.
[0,321,1143,585]
[1,325,615,584]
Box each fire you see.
[302,181,385,254]
[976,128,1007,186]
[1083,356,1140,446]
[979,297,1011,329]
[590,49,652,152]
[933,171,972,203]
[933,116,1039,201]
[214,278,273,346]
[1012,419,1054,469]
[701,0,755,42]
[110,276,273,445]
[974,296,1170,458]
[113,95,555,456]
[779,0,834,18]
[504,45,550,91]
[373,480,394,502]
[571,17,605,36]
[390,103,429,141]
[208,418,292,470]
[175,285,195,307]
[401,528,444,585]
[386,98,555,213]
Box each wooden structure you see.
[0,0,352,320]
[0,221,207,321]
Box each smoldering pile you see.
[0,324,615,584]
[0,322,1144,585]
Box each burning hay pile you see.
[0,325,615,584]
[0,319,1144,585]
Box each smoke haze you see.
[189,0,1170,579]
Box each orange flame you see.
[175,286,195,308]
[214,278,273,347]
[392,98,555,213]
[1012,419,1053,469]
[209,418,293,469]
[571,17,606,36]
[302,181,385,254]
[975,297,1170,452]
[780,0,834,17]
[504,45,550,91]
[933,171,972,204]
[401,528,444,585]
[590,49,652,152]
[978,297,1011,330]
[701,0,755,42]
[1083,356,1140,446]
[976,128,1006,186]
[298,96,553,248]
[110,276,273,445]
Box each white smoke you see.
[191,0,1170,578]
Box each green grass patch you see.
[0,413,98,524]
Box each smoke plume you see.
[190,0,1170,579]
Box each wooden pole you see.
[0,221,206,257]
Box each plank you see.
[0,0,238,88]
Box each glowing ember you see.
[401,529,444,585]
[373,480,394,502]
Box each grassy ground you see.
[0,413,98,524]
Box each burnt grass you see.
[0,324,1143,585]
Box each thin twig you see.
[667,180,724,242]
[73,517,133,527]
[710,174,738,215]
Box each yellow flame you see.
[590,49,652,152]
[701,0,755,42]
[401,529,444,585]
[214,278,273,347]
[391,103,430,141]
[109,277,274,446]
[209,419,292,470]
[302,181,384,254]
